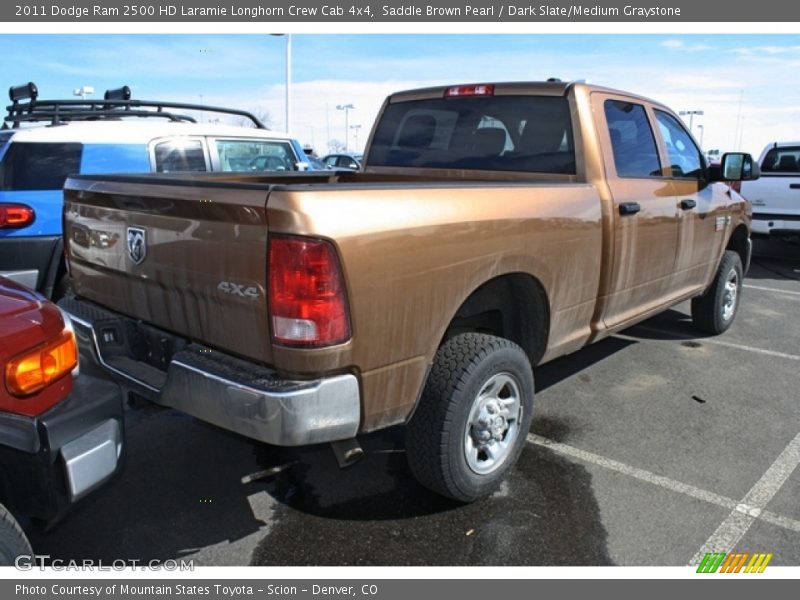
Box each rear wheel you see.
[0,504,32,566]
[691,250,743,334]
[406,333,534,502]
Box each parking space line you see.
[527,434,737,510]
[689,433,800,565]
[743,284,800,297]
[527,434,800,539]
[760,510,800,534]
[615,328,800,362]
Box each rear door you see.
[593,94,680,329]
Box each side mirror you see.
[295,161,309,172]
[712,152,760,182]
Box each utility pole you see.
[336,104,354,152]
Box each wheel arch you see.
[726,223,751,274]
[440,272,550,368]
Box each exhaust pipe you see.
[331,439,363,468]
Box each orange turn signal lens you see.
[5,330,78,397]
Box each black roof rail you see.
[2,82,267,130]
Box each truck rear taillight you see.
[268,235,351,347]
[444,84,495,98]
[0,203,35,229]
[5,330,77,398]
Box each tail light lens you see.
[5,330,78,397]
[269,235,351,347]
[0,203,35,229]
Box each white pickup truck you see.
[741,142,800,239]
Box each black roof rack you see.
[3,82,267,130]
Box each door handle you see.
[790,184,800,190]
[619,202,641,216]
[680,199,697,210]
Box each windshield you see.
[367,95,575,174]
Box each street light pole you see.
[350,124,362,151]
[285,34,292,133]
[697,124,705,150]
[336,104,354,152]
[270,34,292,133]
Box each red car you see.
[0,276,123,564]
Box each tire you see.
[691,250,743,335]
[406,333,535,502]
[0,504,32,567]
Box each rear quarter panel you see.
[266,183,603,430]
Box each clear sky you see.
[1,34,798,156]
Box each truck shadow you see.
[27,409,273,563]
[751,238,800,267]
[250,418,612,565]
[248,340,642,565]
[27,406,613,566]
[748,254,800,283]
[28,335,649,566]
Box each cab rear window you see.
[367,95,575,174]
[0,142,82,191]
[761,147,800,173]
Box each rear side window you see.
[154,139,207,173]
[604,100,662,178]
[367,95,575,174]
[214,139,298,172]
[0,142,83,190]
[760,146,800,173]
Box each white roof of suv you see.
[5,121,297,145]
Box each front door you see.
[653,109,727,294]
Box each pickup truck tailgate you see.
[63,176,272,364]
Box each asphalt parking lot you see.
[29,240,800,567]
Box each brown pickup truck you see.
[58,81,758,501]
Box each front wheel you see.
[691,250,743,335]
[406,333,535,502]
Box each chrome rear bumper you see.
[59,296,360,447]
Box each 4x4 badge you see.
[126,227,147,265]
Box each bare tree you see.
[235,109,274,129]
[327,139,347,154]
